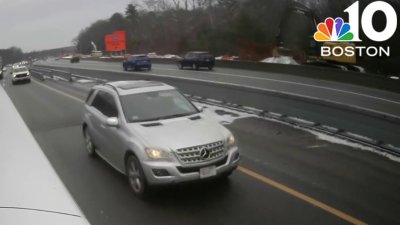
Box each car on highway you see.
[178,51,215,70]
[70,55,80,63]
[82,80,239,196]
[123,55,152,71]
[11,66,31,84]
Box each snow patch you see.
[193,102,255,124]
[308,130,400,162]
[261,56,299,65]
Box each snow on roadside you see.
[308,130,400,163]
[261,56,299,65]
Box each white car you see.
[11,66,31,84]
[82,80,240,196]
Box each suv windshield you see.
[129,56,147,61]
[13,67,28,73]
[120,90,198,123]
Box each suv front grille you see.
[175,141,225,164]
[15,74,28,78]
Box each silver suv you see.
[82,81,239,196]
[11,66,31,84]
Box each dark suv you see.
[70,55,80,63]
[178,52,215,70]
[123,55,152,71]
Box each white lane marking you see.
[153,66,400,105]
[32,79,85,103]
[306,144,328,149]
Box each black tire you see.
[195,64,199,70]
[178,62,183,70]
[126,154,148,197]
[123,66,128,71]
[208,66,213,71]
[83,128,96,157]
[12,81,16,85]
[27,79,31,83]
[148,66,152,71]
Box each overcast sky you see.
[0,0,132,52]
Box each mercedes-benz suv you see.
[82,80,239,196]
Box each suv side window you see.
[91,91,119,117]
[184,53,193,59]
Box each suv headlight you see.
[145,148,171,160]
[226,134,236,147]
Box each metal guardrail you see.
[31,67,107,84]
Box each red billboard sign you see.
[105,30,126,52]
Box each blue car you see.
[123,55,152,71]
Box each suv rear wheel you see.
[177,62,183,70]
[126,154,148,196]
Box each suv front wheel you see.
[126,154,148,196]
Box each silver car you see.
[82,81,240,196]
[11,66,31,84]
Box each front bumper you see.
[141,146,240,185]
[12,75,31,82]
[126,63,151,69]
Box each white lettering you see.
[321,46,331,57]
[345,46,355,56]
[332,47,344,56]
[379,46,390,56]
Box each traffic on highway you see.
[1,1,400,225]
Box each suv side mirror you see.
[106,117,119,127]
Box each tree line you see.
[74,0,314,60]
[0,47,23,66]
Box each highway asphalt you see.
[33,60,400,148]
[2,71,400,225]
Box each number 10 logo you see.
[314,1,397,42]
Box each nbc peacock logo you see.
[314,17,354,42]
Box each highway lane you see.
[31,61,400,148]
[3,74,400,225]
[36,59,400,118]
